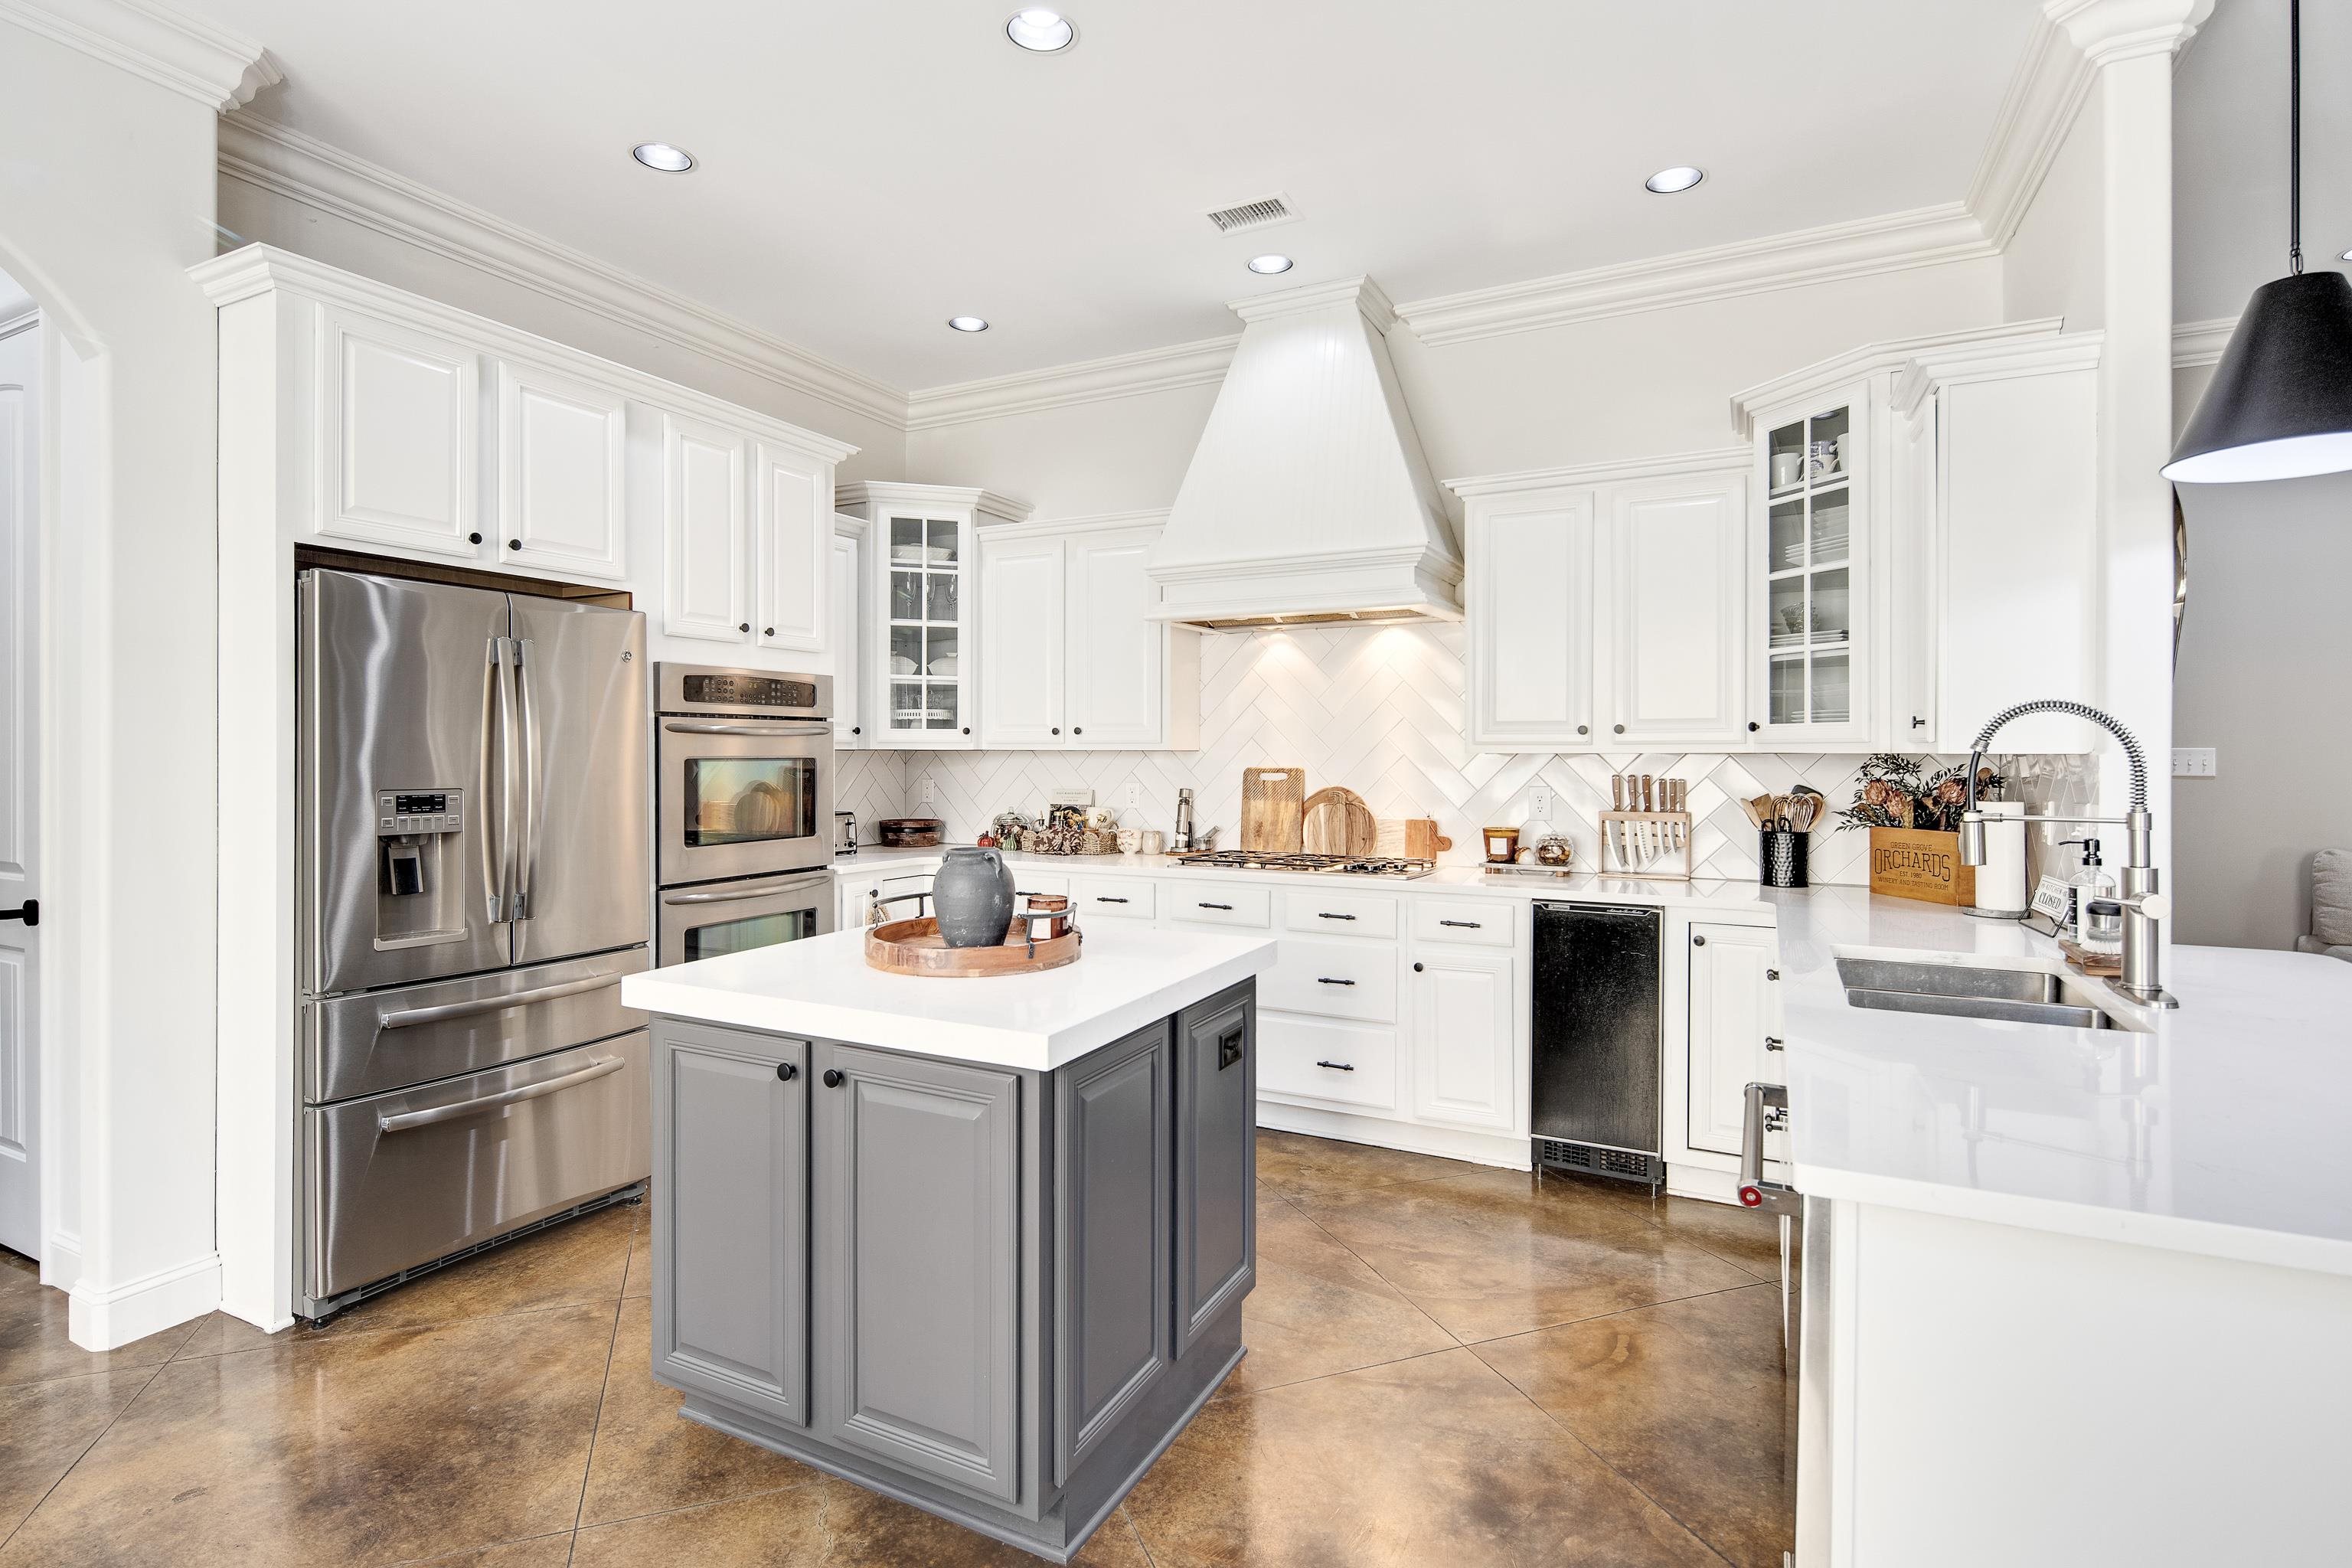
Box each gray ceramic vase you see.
[933,846,1016,949]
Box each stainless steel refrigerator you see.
[297,568,652,1320]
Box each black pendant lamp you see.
[2164,0,2352,484]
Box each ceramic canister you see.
[933,846,1017,949]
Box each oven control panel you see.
[376,789,464,836]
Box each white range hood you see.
[1148,276,1462,629]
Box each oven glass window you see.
[683,757,818,847]
[684,908,816,962]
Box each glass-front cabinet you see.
[1750,387,1870,747]
[834,482,1035,749]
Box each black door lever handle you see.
[0,902,34,927]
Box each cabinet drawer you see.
[1168,884,1272,928]
[1258,1017,1398,1112]
[1261,938,1398,1024]
[1283,890,1398,939]
[1015,871,1070,899]
[1411,899,1514,948]
[1073,877,1155,920]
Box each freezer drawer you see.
[302,1029,651,1310]
[305,949,648,1104]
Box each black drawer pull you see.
[1316,977,1356,986]
[1096,895,1129,904]
[1314,1060,1355,1072]
[1199,901,1234,911]
[1765,1037,1785,1053]
[1317,911,1357,921]
[1438,919,1482,929]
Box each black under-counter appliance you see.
[1530,902,1663,1184]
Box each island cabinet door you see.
[1174,982,1256,1357]
[1053,1023,1171,1486]
[812,1044,1022,1504]
[652,1022,809,1430]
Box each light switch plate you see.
[2172,747,2216,778]
[1529,785,1554,822]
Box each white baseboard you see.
[1255,1101,1530,1170]
[68,1251,221,1351]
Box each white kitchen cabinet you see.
[1685,922,1784,1161]
[495,360,627,580]
[1461,488,1596,749]
[1596,473,1749,749]
[974,516,1198,752]
[753,441,832,656]
[1409,949,1516,1132]
[831,518,867,746]
[1746,382,1870,747]
[662,413,750,644]
[318,307,482,558]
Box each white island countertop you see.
[621,923,1276,1072]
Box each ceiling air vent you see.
[1205,193,1297,234]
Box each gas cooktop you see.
[1172,851,1437,880]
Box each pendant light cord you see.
[2291,0,2304,274]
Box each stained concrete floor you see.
[0,1131,1793,1565]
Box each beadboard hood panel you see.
[1148,277,1462,628]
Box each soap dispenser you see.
[2063,838,2117,936]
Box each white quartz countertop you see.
[1765,884,2352,1276]
[622,923,1275,1073]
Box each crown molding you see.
[1228,274,1396,329]
[983,507,1172,542]
[834,480,1034,524]
[905,335,1237,432]
[215,113,908,431]
[0,303,38,341]
[1443,446,1752,499]
[0,0,276,111]
[1892,328,2105,415]
[2044,0,2213,67]
[2171,316,2236,370]
[1965,14,2099,249]
[1728,318,2065,438]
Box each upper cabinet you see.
[831,514,867,748]
[835,483,1032,749]
[201,247,858,672]
[1743,382,1870,748]
[1462,488,1595,748]
[1596,473,1749,749]
[975,516,1200,752]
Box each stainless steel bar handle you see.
[377,1054,626,1132]
[376,970,627,1030]
[481,639,508,923]
[514,639,540,920]
[1737,1082,1795,1214]
[661,720,833,737]
[662,881,824,906]
[493,638,522,922]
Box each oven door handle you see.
[377,971,626,1030]
[1738,1081,1797,1214]
[377,1054,626,1133]
[662,880,824,906]
[662,720,832,737]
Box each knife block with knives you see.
[1599,773,1694,879]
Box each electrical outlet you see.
[918,774,935,808]
[1125,779,1142,811]
[2172,747,2216,779]
[1528,785,1554,822]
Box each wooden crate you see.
[1867,828,1977,906]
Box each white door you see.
[1467,488,1596,749]
[754,441,831,656]
[662,413,749,642]
[495,361,626,580]
[831,530,865,748]
[317,307,481,558]
[1063,529,1161,747]
[1686,923,1785,1164]
[1410,951,1517,1132]
[0,313,41,1254]
[977,534,1065,747]
[1596,475,1748,748]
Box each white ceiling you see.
[207,0,2042,390]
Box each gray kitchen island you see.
[619,924,1275,1563]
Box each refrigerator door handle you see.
[376,1054,626,1133]
[483,636,517,924]
[514,638,540,921]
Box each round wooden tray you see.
[865,915,1082,977]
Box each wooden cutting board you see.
[1241,768,1306,852]
[1301,787,1377,856]
[1375,818,1455,862]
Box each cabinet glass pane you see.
[927,518,959,562]
[925,684,959,730]
[890,517,924,559]
[1807,407,1852,483]
[1810,496,1850,566]
[890,570,921,622]
[1769,419,1806,493]
[1769,655,1806,725]
[1770,499,1805,572]
[925,627,959,675]
[890,625,923,677]
[1770,578,1808,648]
[890,681,923,723]
[1811,567,1851,645]
[1811,653,1851,724]
[926,571,959,622]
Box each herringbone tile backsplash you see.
[838,622,2080,885]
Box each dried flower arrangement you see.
[1835,753,2007,835]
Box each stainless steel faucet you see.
[1959,700,2177,1008]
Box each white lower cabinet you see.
[1408,949,1517,1132]
[1685,922,1785,1160]
[1257,1017,1400,1112]
[1262,938,1398,1024]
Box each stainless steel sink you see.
[1836,957,2122,1030]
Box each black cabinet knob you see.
[1073,727,1083,736]
[776,1061,798,1082]
[1911,716,1928,729]
[739,622,751,633]
[1613,724,1625,734]
[961,727,970,735]
[1050,727,1060,735]
[1766,969,1781,981]
[1413,962,1424,972]
[1748,721,1760,732]
[508,538,521,550]
[822,1068,845,1088]
[468,532,482,544]
[1692,933,1707,946]
[851,726,861,736]
[1577,724,1589,736]
[764,626,775,637]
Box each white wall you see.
[217,174,905,482]
[0,18,225,1345]
[2001,76,2107,329]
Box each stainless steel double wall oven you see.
[299,570,653,1319]
[654,664,837,965]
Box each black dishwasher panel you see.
[1530,903,1662,1183]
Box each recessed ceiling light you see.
[947,316,991,333]
[1004,8,1076,51]
[631,142,694,172]
[2342,247,2352,262]
[1247,254,1294,275]
[1645,165,1705,194]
